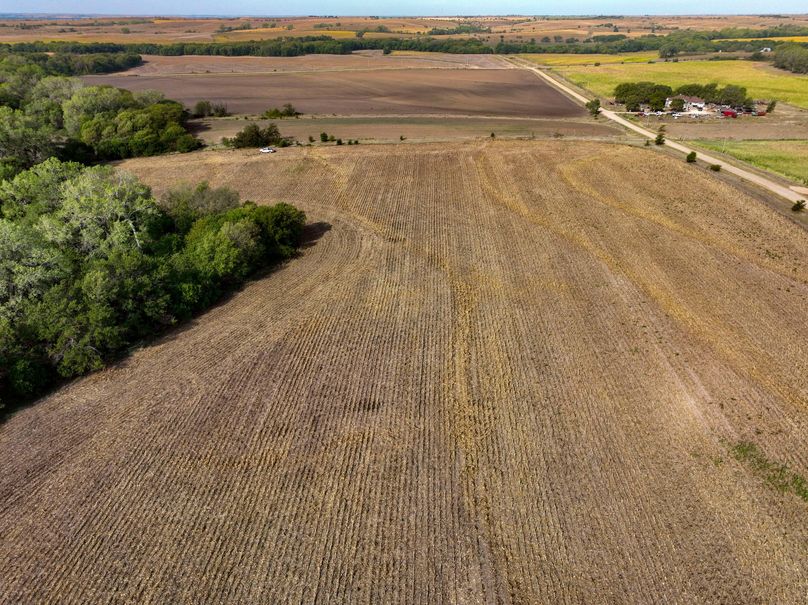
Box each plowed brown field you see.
[1,141,806,604]
[84,68,584,117]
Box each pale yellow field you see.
[523,52,658,66]
[556,60,808,108]
[726,36,808,42]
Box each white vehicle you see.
[260,147,276,153]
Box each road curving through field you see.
[508,56,806,204]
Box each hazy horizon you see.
[3,2,807,17]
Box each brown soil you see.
[123,52,507,75]
[84,68,585,117]
[1,140,806,603]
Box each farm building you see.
[665,95,706,111]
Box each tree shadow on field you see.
[0,221,332,425]
[300,221,332,249]
[186,119,212,137]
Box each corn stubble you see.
[1,141,806,603]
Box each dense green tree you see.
[0,57,46,109]
[0,107,54,177]
[773,44,808,74]
[160,181,240,234]
[24,76,83,130]
[78,101,200,158]
[614,82,672,111]
[0,156,83,220]
[61,85,137,136]
[0,160,306,407]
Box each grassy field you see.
[555,60,808,108]
[1,140,807,603]
[523,52,658,66]
[693,139,808,184]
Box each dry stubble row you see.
[0,141,806,604]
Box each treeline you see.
[0,50,142,76]
[4,37,493,56]
[1,52,200,178]
[495,30,795,57]
[6,32,807,59]
[614,81,753,111]
[428,24,491,35]
[773,43,808,74]
[708,24,808,40]
[0,160,306,407]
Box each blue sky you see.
[5,1,807,16]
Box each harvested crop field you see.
[84,68,584,117]
[191,115,622,145]
[1,140,807,603]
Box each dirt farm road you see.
[508,57,806,205]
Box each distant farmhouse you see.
[664,95,706,112]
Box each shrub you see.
[792,200,806,212]
[585,98,601,117]
[192,100,212,117]
[710,164,722,172]
[223,123,283,148]
[686,151,697,163]
[211,103,229,117]
[654,133,665,145]
[319,132,328,142]
[261,103,300,119]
